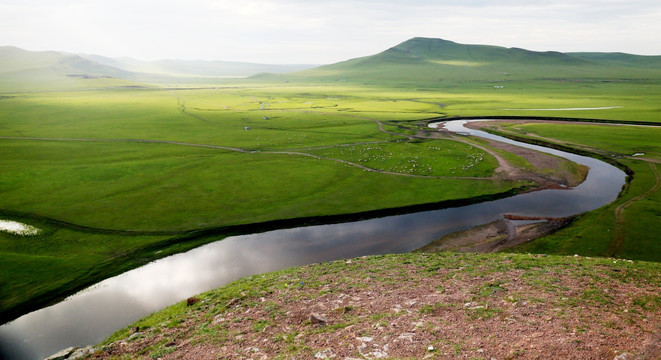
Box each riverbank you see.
[0,184,533,326]
[87,252,660,359]
[416,216,575,254]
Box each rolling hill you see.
[3,38,661,91]
[79,54,316,78]
[0,46,316,91]
[277,37,661,85]
[0,46,140,91]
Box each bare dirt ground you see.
[90,253,660,360]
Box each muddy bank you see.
[417,216,574,253]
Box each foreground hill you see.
[280,37,661,85]
[89,252,660,359]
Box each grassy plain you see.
[482,122,661,261]
[0,85,531,322]
[1,75,661,323]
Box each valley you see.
[1,37,660,359]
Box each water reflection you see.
[0,120,626,360]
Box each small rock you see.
[614,353,635,360]
[44,347,77,360]
[69,346,96,360]
[226,298,240,308]
[186,297,200,306]
[314,349,336,359]
[310,313,328,325]
[427,345,435,351]
[128,331,144,340]
[345,259,352,264]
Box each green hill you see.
[0,46,317,91]
[5,39,661,90]
[569,51,661,69]
[279,37,661,85]
[0,46,140,91]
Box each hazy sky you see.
[1,0,660,64]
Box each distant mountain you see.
[3,39,661,90]
[0,46,317,91]
[78,54,317,77]
[0,46,139,91]
[284,37,661,84]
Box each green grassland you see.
[2,38,661,324]
[2,80,661,323]
[0,86,534,322]
[482,122,661,261]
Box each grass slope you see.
[96,252,661,359]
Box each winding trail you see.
[0,136,493,181]
[610,161,661,256]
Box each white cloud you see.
[1,0,660,63]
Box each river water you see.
[0,120,626,360]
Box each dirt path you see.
[436,122,587,187]
[610,162,661,256]
[0,136,493,180]
[442,133,515,177]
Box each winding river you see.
[0,120,626,360]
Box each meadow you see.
[1,75,660,323]
[0,84,526,322]
[481,122,661,261]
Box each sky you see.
[1,0,660,64]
